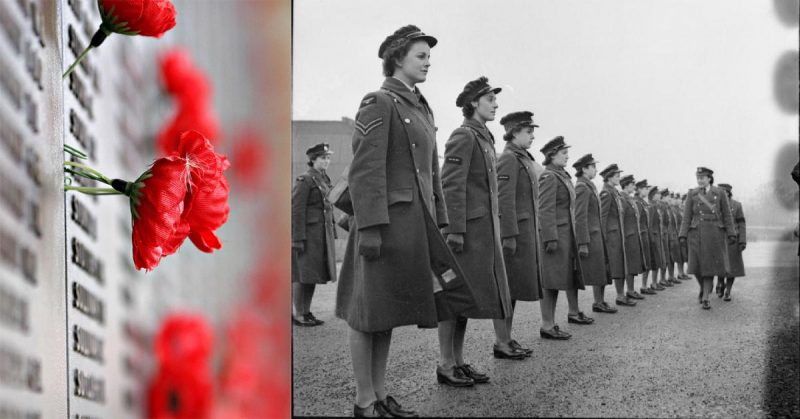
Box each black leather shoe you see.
[659,280,673,287]
[723,293,732,302]
[651,284,665,291]
[457,364,490,384]
[669,277,681,284]
[304,312,324,326]
[540,325,571,340]
[293,315,315,327]
[601,302,619,313]
[567,312,594,324]
[616,297,637,307]
[592,302,615,313]
[376,396,418,417]
[436,365,474,387]
[626,291,645,300]
[716,284,725,298]
[678,274,690,280]
[493,343,528,360]
[702,300,711,310]
[640,288,656,295]
[354,401,382,417]
[509,340,533,356]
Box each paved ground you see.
[293,241,799,417]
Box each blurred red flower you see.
[99,0,177,37]
[230,127,269,192]
[129,130,229,271]
[157,106,220,157]
[155,313,214,368]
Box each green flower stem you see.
[64,144,89,160]
[64,185,122,195]
[63,161,112,184]
[62,45,93,80]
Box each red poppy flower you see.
[158,49,213,107]
[230,127,268,192]
[155,313,213,367]
[157,104,220,156]
[147,365,213,419]
[129,130,228,271]
[98,0,177,37]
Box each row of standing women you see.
[292,24,747,417]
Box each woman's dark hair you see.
[462,102,476,118]
[709,175,714,185]
[382,39,424,77]
[575,168,584,177]
[502,125,525,142]
[542,150,557,166]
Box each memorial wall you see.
[0,1,291,417]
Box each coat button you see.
[416,169,420,174]
[404,118,410,124]
[412,143,416,148]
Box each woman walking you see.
[335,25,474,417]
[292,143,337,326]
[678,167,736,310]
[716,183,746,301]
[573,154,615,314]
[538,136,591,339]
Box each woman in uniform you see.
[678,167,737,310]
[538,136,590,339]
[657,189,675,289]
[716,183,746,301]
[440,77,523,389]
[619,175,645,300]
[497,111,544,356]
[599,165,637,307]
[646,186,666,292]
[664,190,683,286]
[292,143,336,327]
[573,154,615,313]
[633,179,655,295]
[335,25,474,417]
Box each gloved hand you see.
[578,244,589,258]
[727,235,737,245]
[358,227,382,260]
[502,237,517,257]
[738,242,746,251]
[292,240,305,253]
[446,233,464,253]
[545,240,558,253]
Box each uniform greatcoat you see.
[497,141,543,301]
[726,199,746,277]
[634,196,652,272]
[574,176,610,286]
[538,165,585,290]
[678,185,736,277]
[292,167,337,284]
[441,118,511,319]
[621,194,644,275]
[647,199,666,270]
[336,78,476,332]
[600,184,627,278]
[659,201,672,265]
[667,204,681,265]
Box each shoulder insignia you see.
[359,95,377,109]
[445,156,462,165]
[600,191,608,197]
[296,176,304,182]
[498,174,510,181]
[355,117,383,135]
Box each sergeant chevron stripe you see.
[355,118,383,135]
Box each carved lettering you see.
[0,285,28,332]
[72,282,104,324]
[0,114,23,160]
[73,369,105,403]
[73,325,103,363]
[68,73,93,119]
[0,226,17,269]
[0,2,21,55]
[0,58,22,110]
[71,237,104,283]
[70,196,97,239]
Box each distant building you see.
[293,119,355,261]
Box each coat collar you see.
[603,182,620,196]
[462,118,494,143]
[382,77,424,108]
[577,176,596,190]
[545,163,572,179]
[503,141,535,160]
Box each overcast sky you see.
[293,0,798,203]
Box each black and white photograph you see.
[292,0,800,417]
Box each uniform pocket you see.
[516,211,530,221]
[306,213,321,224]
[466,206,488,220]
[387,188,413,206]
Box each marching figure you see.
[599,164,637,307]
[716,183,746,301]
[335,25,474,417]
[678,167,737,310]
[440,76,521,389]
[657,189,675,289]
[573,154,615,313]
[292,143,337,327]
[538,136,590,339]
[497,111,544,356]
